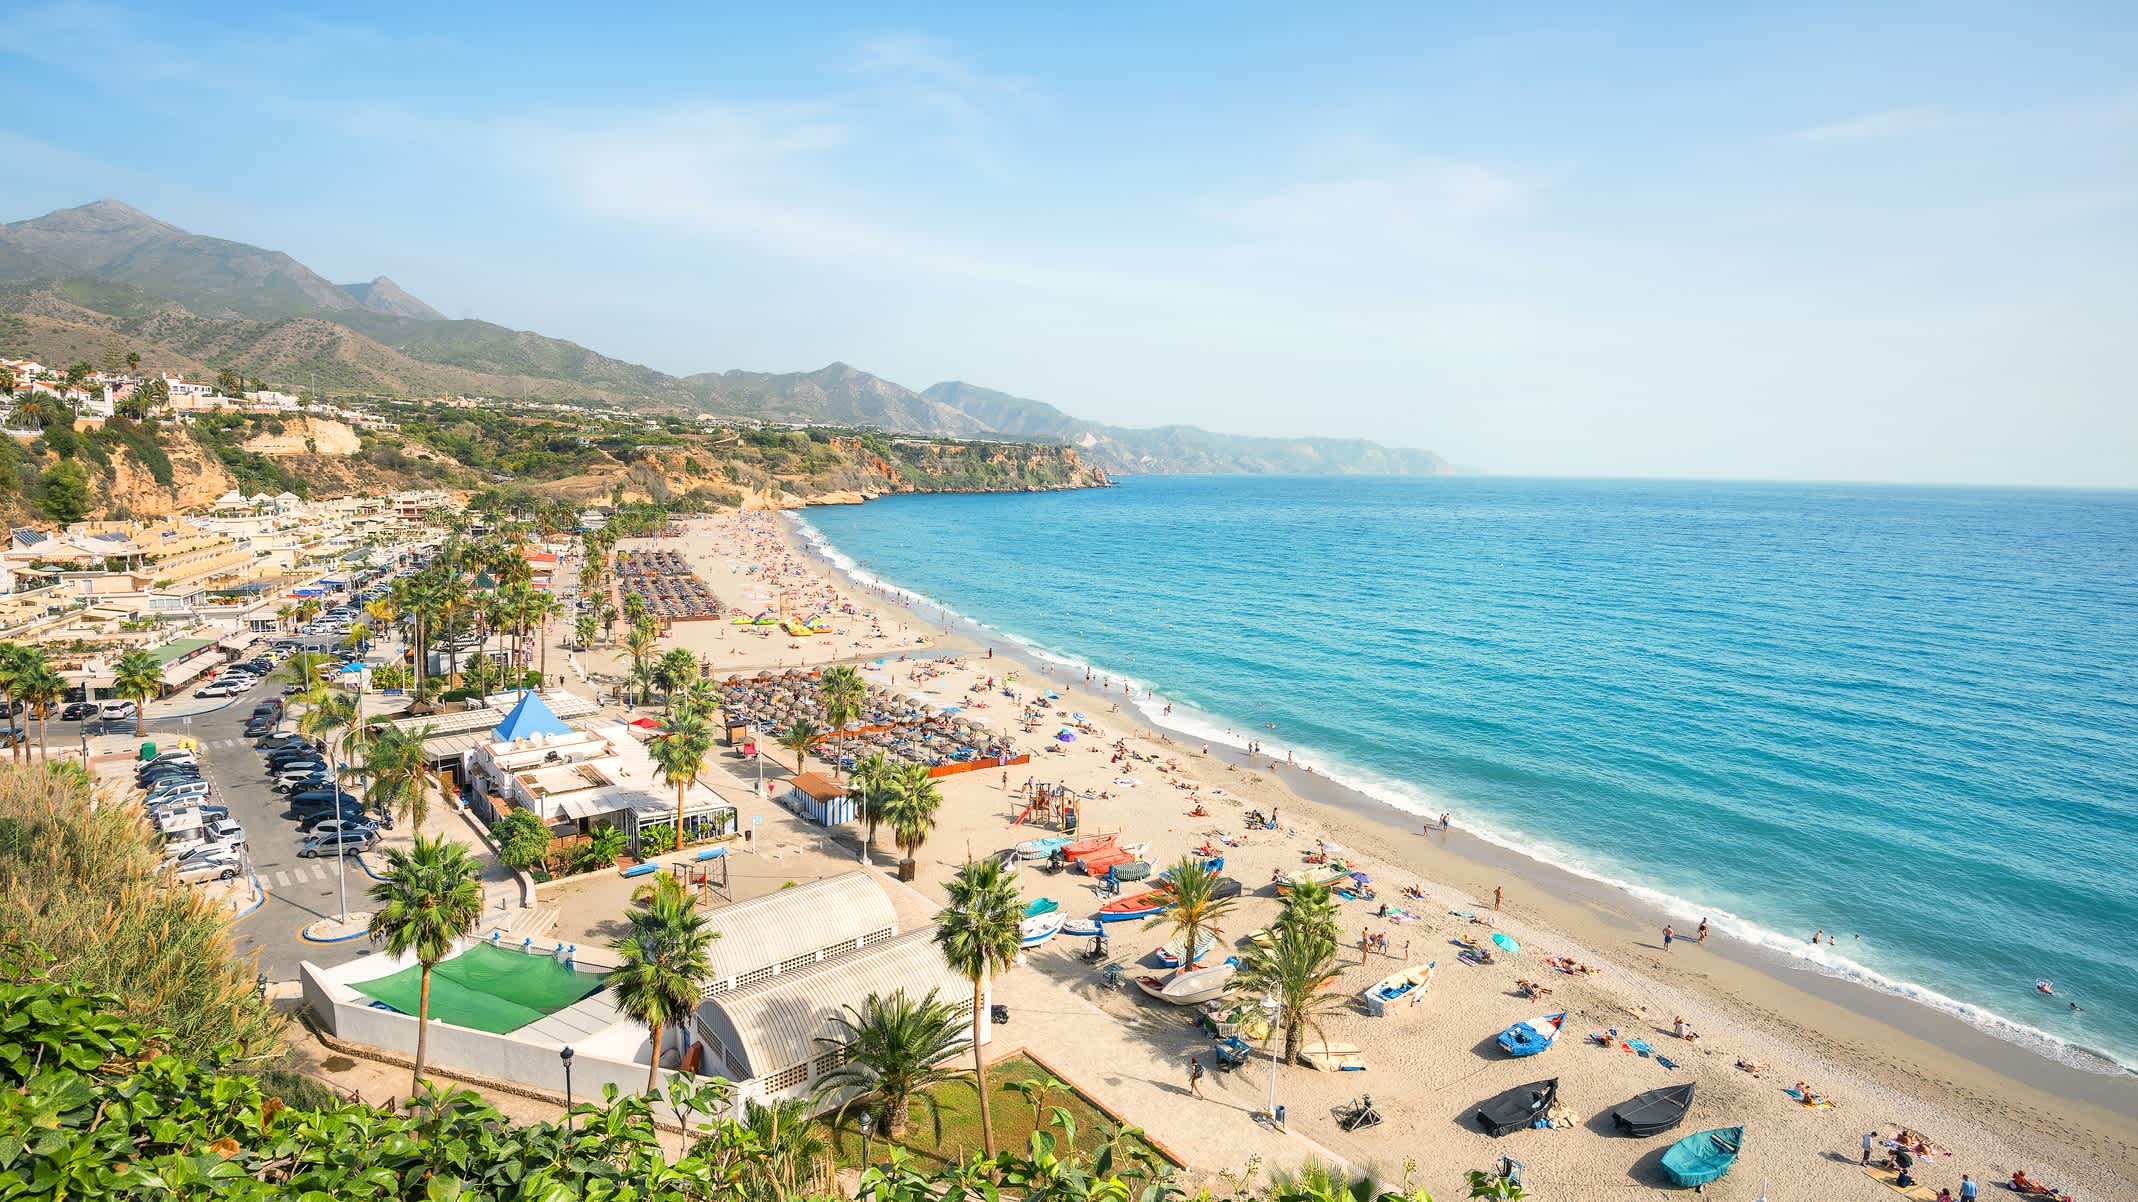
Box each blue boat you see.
[1496,1011,1566,1057]
[1660,1125,1743,1188]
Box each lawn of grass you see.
[819,1052,1168,1172]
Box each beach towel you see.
[1628,1040,1653,1056]
[1784,1088,1834,1109]
[1655,1055,1680,1071]
[1862,1166,1939,1201]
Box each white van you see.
[99,700,138,721]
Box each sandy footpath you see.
[592,513,2135,1199]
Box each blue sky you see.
[3,2,2134,485]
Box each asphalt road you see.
[142,652,382,981]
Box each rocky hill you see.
[0,199,1455,474]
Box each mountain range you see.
[0,200,1452,476]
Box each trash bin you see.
[139,743,156,760]
[1274,1104,1287,1128]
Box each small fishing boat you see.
[1015,836,1072,860]
[1296,1041,1366,1071]
[1098,888,1172,922]
[1360,961,1436,1016]
[1155,929,1218,968]
[1496,1011,1567,1057]
[1023,897,1059,918]
[1611,1082,1696,1137]
[1275,869,1351,896]
[1475,1078,1558,1136]
[1061,917,1103,938]
[1135,960,1237,1005]
[1062,833,1118,860]
[1020,910,1065,948]
[1660,1125,1743,1188]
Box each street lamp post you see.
[1261,993,1282,1127]
[858,1109,874,1171]
[560,1046,575,1127]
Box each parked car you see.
[203,817,245,850]
[194,680,242,698]
[289,787,361,810]
[299,829,376,857]
[171,851,244,885]
[265,751,326,771]
[296,807,370,833]
[255,734,311,752]
[243,720,276,738]
[61,702,97,721]
[141,774,206,796]
[99,701,138,721]
[252,700,283,719]
[306,816,381,839]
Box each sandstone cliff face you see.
[242,417,361,457]
[105,440,236,518]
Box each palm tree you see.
[1236,892,1348,1065]
[885,764,942,877]
[573,613,599,652]
[525,589,563,682]
[300,690,361,792]
[622,624,660,705]
[112,647,163,738]
[818,664,866,733]
[654,647,698,714]
[812,988,972,1139]
[935,858,1024,1158]
[19,662,65,761]
[365,723,436,830]
[739,1097,830,1201]
[649,709,712,852]
[851,750,893,862]
[365,836,484,1094]
[0,643,39,762]
[623,590,648,630]
[1158,856,1236,972]
[778,717,822,774]
[605,874,717,1092]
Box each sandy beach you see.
[583,512,2137,1199]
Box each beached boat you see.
[1660,1125,1743,1188]
[1108,860,1152,882]
[1155,929,1218,968]
[1024,897,1059,918]
[1275,869,1351,896]
[1296,1042,1366,1071]
[1496,1011,1567,1057]
[1360,961,1435,1016]
[1475,1078,1558,1136]
[1098,888,1172,923]
[1135,960,1237,1005]
[1611,1083,1695,1137]
[1019,910,1065,949]
[1062,833,1117,860]
[1015,836,1072,860]
[1062,917,1103,938]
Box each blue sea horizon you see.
[798,474,2138,1073]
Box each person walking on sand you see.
[1494,886,1503,911]
[1959,1174,1977,1201]
[1698,917,1710,943]
[1663,924,1675,951]
[1861,1129,1877,1165]
[1188,1057,1205,1098]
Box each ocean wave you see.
[788,511,2136,1078]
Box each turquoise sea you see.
[798,476,2138,1073]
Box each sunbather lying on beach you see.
[1515,978,1552,1000]
[1734,1058,1768,1075]
[1790,1081,1829,1106]
[1672,1015,1700,1042]
[1403,884,1427,900]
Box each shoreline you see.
[779,508,2138,1187]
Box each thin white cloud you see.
[1791,104,1951,143]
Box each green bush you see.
[492,808,554,870]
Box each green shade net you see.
[351,942,602,1034]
